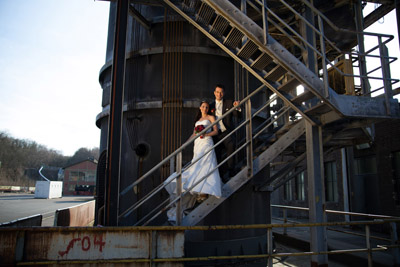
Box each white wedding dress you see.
[164,119,222,222]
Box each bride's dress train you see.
[164,120,222,222]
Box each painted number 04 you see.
[59,235,106,256]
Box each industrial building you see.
[95,0,400,265]
[62,159,97,196]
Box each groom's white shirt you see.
[215,99,226,132]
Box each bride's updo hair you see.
[194,100,210,123]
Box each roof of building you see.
[63,158,98,169]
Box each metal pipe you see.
[105,0,129,226]
[4,218,400,232]
[341,148,350,222]
[283,209,287,235]
[366,225,373,267]
[354,0,370,95]
[262,0,268,45]
[318,15,329,97]
[271,204,400,219]
[176,152,182,225]
[38,166,50,182]
[246,100,253,177]
[267,228,273,266]
[17,243,400,265]
[390,222,400,265]
[379,37,393,115]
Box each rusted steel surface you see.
[0,227,184,265]
[55,200,95,226]
[0,230,18,264]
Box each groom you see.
[210,84,241,182]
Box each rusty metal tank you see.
[96,1,270,260]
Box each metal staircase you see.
[117,0,400,227]
[182,119,306,225]
[163,0,399,121]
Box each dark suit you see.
[210,99,240,179]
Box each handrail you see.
[271,204,400,219]
[272,216,393,242]
[250,0,398,99]
[252,0,394,43]
[126,99,292,225]
[138,105,299,226]
[119,83,267,197]
[140,126,254,225]
[119,81,294,224]
[272,203,400,263]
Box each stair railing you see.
[249,0,397,105]
[119,84,298,225]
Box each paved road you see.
[0,193,94,226]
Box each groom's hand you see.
[233,101,241,112]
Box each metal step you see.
[292,90,315,105]
[237,40,258,60]
[278,77,300,93]
[305,102,332,116]
[196,2,214,25]
[264,65,287,82]
[251,53,274,71]
[210,15,229,37]
[182,0,200,13]
[223,27,244,49]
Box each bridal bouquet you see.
[195,125,205,138]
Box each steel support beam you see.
[301,0,319,107]
[105,0,129,226]
[354,0,370,95]
[341,148,350,222]
[129,3,151,31]
[305,121,328,266]
[397,0,400,50]
[302,0,317,75]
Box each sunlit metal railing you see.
[250,0,398,107]
[271,204,400,265]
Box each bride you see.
[164,101,222,223]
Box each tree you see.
[66,147,100,166]
[0,131,99,186]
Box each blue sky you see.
[0,2,398,156]
[0,0,109,156]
